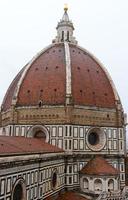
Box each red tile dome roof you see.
[80,156,119,176]
[2,42,119,111]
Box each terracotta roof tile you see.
[2,43,117,111]
[0,136,63,155]
[17,44,66,106]
[2,67,25,111]
[70,44,116,108]
[80,156,119,176]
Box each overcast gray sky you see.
[0,0,128,115]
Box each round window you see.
[88,132,99,145]
[27,125,49,143]
[34,130,46,140]
[86,128,106,151]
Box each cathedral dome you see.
[0,7,125,200]
[2,43,119,111]
[1,8,120,112]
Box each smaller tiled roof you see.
[0,136,63,155]
[46,191,88,200]
[80,156,119,176]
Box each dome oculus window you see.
[34,130,46,140]
[27,125,49,143]
[88,132,99,146]
[86,128,106,151]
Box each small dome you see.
[80,156,119,176]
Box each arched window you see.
[108,179,114,191]
[2,127,6,135]
[12,179,26,200]
[67,31,69,41]
[38,100,43,107]
[13,183,23,200]
[83,178,89,189]
[61,31,64,41]
[52,171,57,189]
[94,179,102,192]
